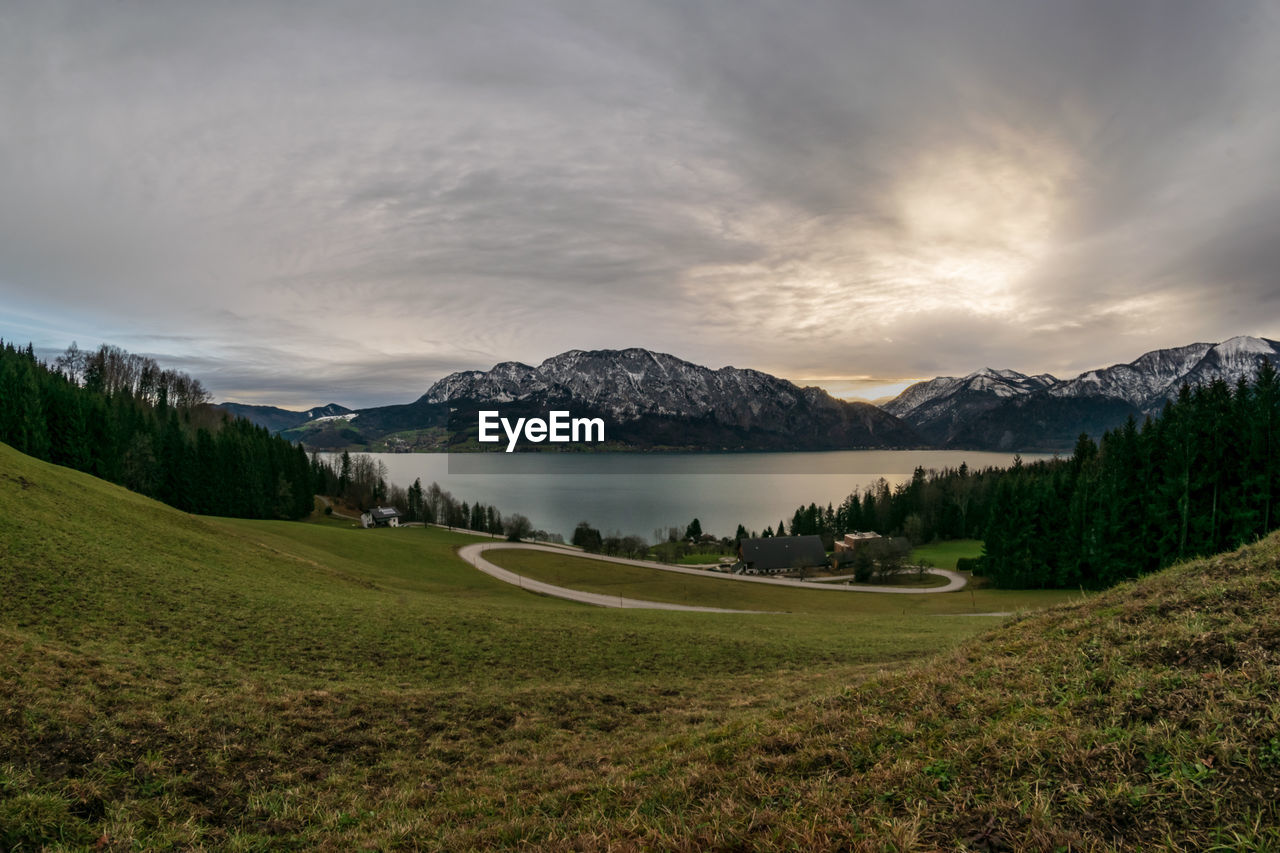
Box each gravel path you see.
[457,542,769,612]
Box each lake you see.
[355,450,1049,541]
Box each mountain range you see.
[883,335,1280,450]
[219,336,1280,453]
[418,348,912,446]
[242,349,919,452]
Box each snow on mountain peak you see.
[969,367,1021,380]
[884,335,1280,427]
[401,347,923,448]
[1213,336,1277,358]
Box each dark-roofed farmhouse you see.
[735,535,828,575]
[361,506,402,528]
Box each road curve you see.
[457,542,769,612]
[457,542,967,610]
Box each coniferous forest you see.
[980,364,1280,588]
[0,340,537,537]
[781,363,1280,588]
[0,341,314,520]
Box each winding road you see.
[457,541,968,611]
[457,542,767,611]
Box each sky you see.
[2,1,1279,409]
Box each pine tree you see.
[338,451,352,501]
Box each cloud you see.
[2,0,1279,406]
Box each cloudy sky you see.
[2,1,1278,408]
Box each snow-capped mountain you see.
[1177,336,1280,400]
[1045,336,1280,411]
[883,368,1058,418]
[410,348,920,449]
[1046,342,1214,409]
[884,336,1280,450]
[231,337,1279,453]
[422,349,829,428]
[880,368,1058,445]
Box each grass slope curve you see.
[2,441,1279,849]
[0,442,991,849]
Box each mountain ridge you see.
[884,335,1280,449]
[406,347,922,451]
[239,347,921,451]
[217,401,353,434]
[221,336,1280,453]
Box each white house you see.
[361,506,402,528]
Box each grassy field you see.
[676,552,731,565]
[485,549,1072,616]
[857,570,949,588]
[911,538,985,569]
[4,441,1280,850]
[0,443,1001,849]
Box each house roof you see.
[370,506,401,519]
[739,535,828,571]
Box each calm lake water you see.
[355,450,1049,541]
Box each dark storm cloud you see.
[1,0,1278,406]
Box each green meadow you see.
[910,538,984,570]
[484,548,1071,616]
[4,441,1280,850]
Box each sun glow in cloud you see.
[877,130,1075,319]
[683,127,1076,364]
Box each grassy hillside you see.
[0,442,992,849]
[3,441,1279,849]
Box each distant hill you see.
[217,401,353,434]
[286,348,922,452]
[884,335,1280,450]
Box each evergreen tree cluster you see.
[781,462,1003,550]
[982,367,1280,588]
[1,341,313,519]
[776,365,1280,589]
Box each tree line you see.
[1,341,549,537]
[981,366,1280,588]
[1,341,313,520]
[54,342,211,409]
[775,463,1003,550]
[309,450,551,541]
[774,364,1280,589]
